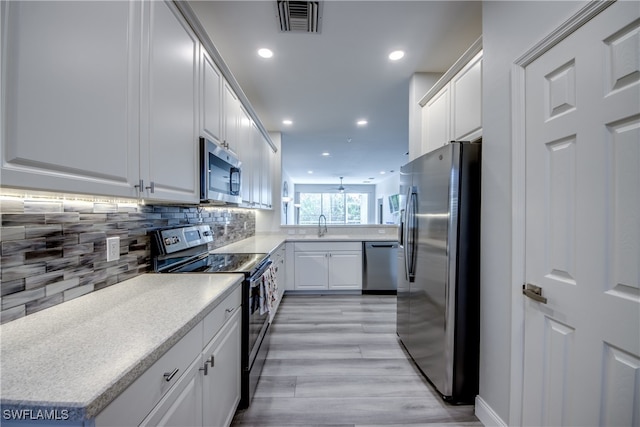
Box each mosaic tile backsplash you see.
[0,198,255,324]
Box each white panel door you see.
[522,3,640,426]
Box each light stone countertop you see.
[0,273,243,421]
[212,232,398,255]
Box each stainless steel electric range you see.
[151,224,271,409]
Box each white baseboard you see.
[475,395,508,427]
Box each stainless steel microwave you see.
[200,137,242,204]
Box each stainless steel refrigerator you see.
[397,141,481,404]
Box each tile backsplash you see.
[0,197,255,324]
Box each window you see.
[295,186,374,224]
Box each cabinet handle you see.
[199,364,208,376]
[163,368,179,382]
[134,179,144,191]
[145,181,155,194]
[225,307,236,314]
[208,355,215,367]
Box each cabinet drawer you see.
[203,284,242,347]
[95,322,202,427]
[293,241,361,252]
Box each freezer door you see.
[396,162,412,341]
[409,143,456,397]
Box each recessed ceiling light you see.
[322,152,330,156]
[257,48,273,58]
[380,171,386,175]
[357,120,368,126]
[282,119,293,125]
[389,50,405,61]
[307,170,313,174]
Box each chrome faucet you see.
[318,214,327,237]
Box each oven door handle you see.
[249,260,273,285]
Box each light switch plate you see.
[106,237,120,262]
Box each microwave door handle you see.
[229,167,240,195]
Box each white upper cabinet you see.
[1,0,274,206]
[1,0,200,203]
[200,48,223,143]
[1,1,141,197]
[260,133,273,209]
[422,84,451,155]
[419,39,482,157]
[450,51,482,141]
[235,106,254,206]
[140,0,200,203]
[222,81,241,154]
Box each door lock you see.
[523,283,547,304]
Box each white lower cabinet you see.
[202,309,241,427]
[293,242,362,291]
[95,286,242,427]
[140,357,203,427]
[327,252,362,290]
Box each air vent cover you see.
[277,1,322,33]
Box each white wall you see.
[375,173,401,225]
[479,1,587,424]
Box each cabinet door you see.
[422,84,451,155]
[202,309,241,427]
[140,0,199,203]
[251,124,263,206]
[260,135,273,209]
[223,81,240,154]
[1,1,140,198]
[451,51,482,141]
[201,48,223,143]
[139,357,203,427]
[294,252,329,290]
[328,251,363,290]
[235,108,254,206]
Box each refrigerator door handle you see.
[406,189,418,282]
[403,191,411,281]
[398,209,405,246]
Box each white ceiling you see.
[188,1,482,187]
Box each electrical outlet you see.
[106,237,120,262]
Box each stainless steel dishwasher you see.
[363,241,398,294]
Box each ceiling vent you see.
[277,1,322,33]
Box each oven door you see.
[240,260,272,408]
[248,266,270,366]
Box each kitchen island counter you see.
[0,273,243,422]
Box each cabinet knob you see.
[199,364,208,376]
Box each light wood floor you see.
[231,294,482,426]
